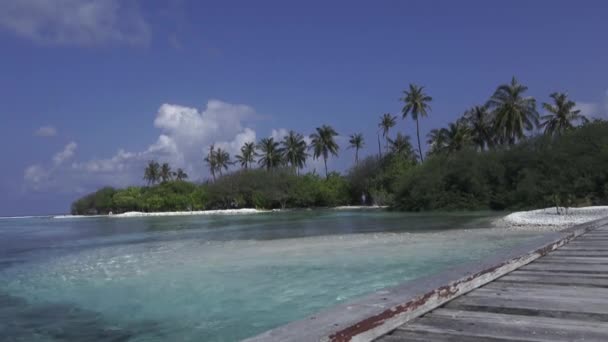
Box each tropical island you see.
[71,78,608,215]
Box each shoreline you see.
[51,205,388,219]
[48,206,608,225]
[496,206,608,230]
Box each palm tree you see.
[401,83,433,162]
[310,125,339,178]
[540,92,589,136]
[204,144,218,181]
[143,160,160,185]
[160,163,173,183]
[426,128,449,156]
[486,77,539,145]
[464,105,494,150]
[444,120,472,154]
[388,133,417,162]
[257,137,282,170]
[348,133,365,165]
[214,148,231,176]
[281,131,308,174]
[379,113,397,153]
[235,142,256,169]
[174,168,188,181]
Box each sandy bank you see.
[498,206,608,230]
[332,205,388,210]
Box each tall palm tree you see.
[401,83,433,162]
[214,148,231,176]
[280,131,308,174]
[257,137,282,170]
[388,133,417,162]
[464,105,494,150]
[160,163,173,183]
[143,160,160,185]
[486,77,539,145]
[204,144,218,181]
[236,142,256,169]
[379,113,397,153]
[348,133,365,165]
[309,125,339,179]
[540,92,589,136]
[444,120,472,154]
[174,168,188,181]
[426,128,449,156]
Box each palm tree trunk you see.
[355,148,359,165]
[324,157,328,179]
[377,133,382,158]
[416,118,424,162]
[385,137,389,154]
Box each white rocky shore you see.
[499,206,608,230]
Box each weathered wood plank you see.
[445,292,608,315]
[480,281,608,298]
[464,289,608,306]
[536,256,608,264]
[381,330,532,342]
[518,262,608,273]
[548,250,608,257]
[495,273,608,287]
[398,309,608,342]
[558,246,608,251]
[507,270,608,278]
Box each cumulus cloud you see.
[24,141,77,191]
[34,125,57,137]
[52,141,77,165]
[0,0,150,46]
[24,100,260,193]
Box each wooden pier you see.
[378,223,608,341]
[245,218,608,342]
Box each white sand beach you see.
[53,208,266,219]
[498,206,608,230]
[112,208,265,217]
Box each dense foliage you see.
[71,78,607,214]
[394,121,608,211]
[71,169,352,215]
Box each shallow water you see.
[0,210,540,341]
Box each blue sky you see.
[1,0,607,216]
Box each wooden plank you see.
[398,309,608,342]
[480,281,608,298]
[497,273,608,287]
[518,262,608,273]
[558,246,608,251]
[380,330,532,342]
[464,289,608,307]
[549,250,608,257]
[505,270,608,278]
[536,256,608,264]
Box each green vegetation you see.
[71,78,608,215]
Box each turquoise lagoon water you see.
[0,210,540,341]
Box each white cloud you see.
[34,125,57,137]
[52,141,77,166]
[0,0,150,46]
[24,165,48,185]
[23,141,77,191]
[270,128,289,141]
[24,100,260,192]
